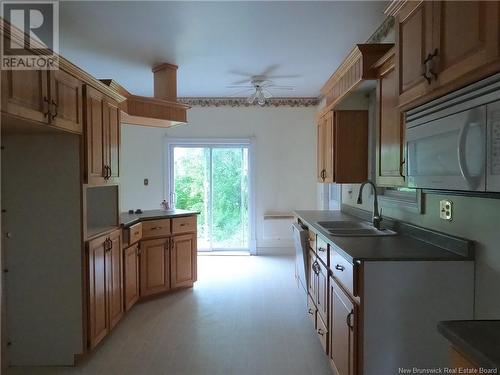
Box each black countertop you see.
[120,209,199,227]
[294,210,473,263]
[438,320,500,370]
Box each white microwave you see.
[406,73,500,192]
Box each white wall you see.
[121,106,317,254]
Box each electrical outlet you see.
[439,200,453,221]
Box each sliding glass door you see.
[169,143,250,251]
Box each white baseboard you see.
[257,247,294,255]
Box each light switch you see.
[439,199,452,221]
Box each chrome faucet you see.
[356,180,382,230]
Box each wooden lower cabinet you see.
[123,243,140,311]
[139,237,171,297]
[86,228,123,349]
[329,277,358,375]
[171,233,197,288]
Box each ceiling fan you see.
[227,76,295,105]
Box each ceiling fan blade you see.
[229,78,252,85]
[226,85,255,88]
[266,74,301,79]
[260,64,280,77]
[268,86,295,90]
[247,91,257,104]
[262,89,273,99]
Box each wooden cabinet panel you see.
[308,249,317,302]
[84,85,106,185]
[171,233,197,288]
[50,69,83,133]
[87,235,108,349]
[307,295,317,327]
[376,58,406,187]
[1,69,49,123]
[171,215,196,235]
[106,230,123,329]
[316,313,329,354]
[317,116,327,182]
[123,223,142,247]
[104,98,120,181]
[124,243,140,311]
[433,1,500,88]
[317,110,368,184]
[316,236,328,267]
[139,238,170,297]
[330,278,357,375]
[142,219,171,239]
[334,111,368,183]
[316,260,328,323]
[395,1,434,106]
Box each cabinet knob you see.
[51,99,58,120]
[346,310,354,330]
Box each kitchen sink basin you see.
[317,220,397,237]
[317,221,366,229]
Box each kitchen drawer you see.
[316,236,329,266]
[142,219,171,239]
[331,249,354,297]
[307,294,317,328]
[316,313,328,354]
[123,223,142,247]
[171,215,196,234]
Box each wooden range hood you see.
[102,63,189,128]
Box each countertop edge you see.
[120,210,200,228]
[437,321,499,370]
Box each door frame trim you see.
[165,137,256,255]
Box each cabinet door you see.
[334,111,368,183]
[49,69,83,133]
[317,116,327,182]
[124,243,140,311]
[432,1,500,88]
[376,62,406,187]
[106,230,123,330]
[395,1,434,107]
[308,250,318,304]
[87,236,108,349]
[139,238,170,297]
[1,69,49,123]
[171,233,197,289]
[103,98,120,181]
[316,261,328,323]
[324,111,335,183]
[329,278,357,375]
[84,85,106,185]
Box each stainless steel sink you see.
[317,221,397,237]
[317,221,366,229]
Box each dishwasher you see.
[292,222,308,293]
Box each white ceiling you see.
[60,1,387,98]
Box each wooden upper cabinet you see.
[432,1,500,89]
[103,99,120,181]
[124,243,140,311]
[84,85,120,185]
[329,278,357,375]
[171,233,197,289]
[317,110,367,184]
[139,238,170,297]
[106,230,123,330]
[49,69,83,133]
[376,51,406,187]
[87,234,109,349]
[394,1,434,107]
[389,0,500,108]
[1,69,49,123]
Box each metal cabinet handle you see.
[51,99,58,120]
[320,169,326,181]
[133,231,140,236]
[103,165,109,180]
[346,310,354,330]
[335,264,345,272]
[43,96,50,117]
[108,166,112,178]
[317,328,325,336]
[400,159,406,179]
[308,308,314,315]
[318,247,326,252]
[422,49,438,84]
